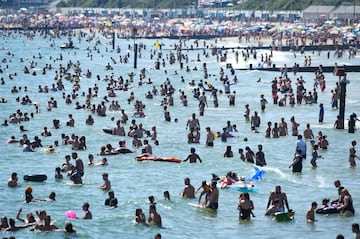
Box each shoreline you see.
[0,25,357,51]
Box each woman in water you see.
[349,140,358,167]
[238,193,255,221]
[289,148,303,173]
[337,189,355,217]
[290,116,299,136]
[224,145,234,158]
[135,208,147,224]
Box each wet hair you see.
[322,198,330,205]
[49,192,56,200]
[243,193,250,200]
[135,208,143,216]
[352,223,360,231]
[65,222,76,233]
[148,195,155,204]
[163,191,170,200]
[201,180,207,187]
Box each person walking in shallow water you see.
[289,148,303,173]
[349,140,358,167]
[205,127,214,147]
[260,94,268,112]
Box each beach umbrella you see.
[136,20,146,27]
[306,28,317,34]
[327,27,339,34]
[58,16,67,22]
[346,32,356,37]
[325,20,335,25]
[167,18,184,25]
[268,27,278,33]
[296,25,306,30]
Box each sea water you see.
[0,32,359,239]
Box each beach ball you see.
[65,210,77,219]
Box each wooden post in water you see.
[134,43,138,69]
[133,26,137,69]
[112,32,115,50]
[337,68,346,129]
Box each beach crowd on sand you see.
[0,10,360,238]
[1,8,360,44]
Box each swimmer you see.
[349,140,359,167]
[6,136,19,144]
[163,191,170,200]
[224,145,234,158]
[105,191,118,208]
[220,172,235,189]
[25,185,34,203]
[82,202,92,219]
[45,144,55,153]
[98,172,111,191]
[32,215,59,231]
[266,185,290,215]
[16,208,36,225]
[180,178,195,198]
[88,154,95,166]
[63,222,76,234]
[336,188,355,217]
[70,152,84,184]
[0,216,9,230]
[238,193,255,221]
[154,233,162,239]
[306,201,317,223]
[135,208,146,224]
[3,218,33,232]
[8,172,20,187]
[183,147,202,163]
[95,157,108,166]
[205,127,214,147]
[207,181,219,210]
[352,223,360,239]
[32,192,56,202]
[148,204,162,227]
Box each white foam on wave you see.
[264,166,287,179]
[315,175,327,188]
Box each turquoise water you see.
[0,31,360,239]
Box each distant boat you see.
[60,39,77,49]
[60,43,77,49]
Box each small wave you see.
[315,175,326,188]
[264,166,287,179]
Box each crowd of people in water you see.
[0,19,360,238]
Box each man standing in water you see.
[296,135,307,159]
[181,178,195,198]
[205,127,214,147]
[186,113,200,132]
[70,152,84,184]
[183,148,202,163]
[266,185,290,214]
[207,181,219,210]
